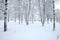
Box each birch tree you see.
[20,0,23,23]
[47,15,49,23]
[27,0,31,24]
[21,11,23,23]
[15,12,16,22]
[18,2,21,24]
[16,0,21,24]
[39,0,44,23]
[42,0,45,26]
[29,0,35,23]
[4,0,8,32]
[53,0,55,31]
[24,0,31,25]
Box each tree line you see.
[0,0,56,32]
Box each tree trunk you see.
[15,13,16,22]
[21,13,23,23]
[18,0,21,24]
[47,18,49,23]
[18,8,20,24]
[53,0,55,31]
[26,0,31,25]
[32,13,34,23]
[4,0,8,32]
[38,0,41,22]
[42,0,45,26]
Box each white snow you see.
[0,21,60,40]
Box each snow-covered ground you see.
[0,21,60,40]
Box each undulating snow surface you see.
[0,21,60,40]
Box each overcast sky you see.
[55,0,60,9]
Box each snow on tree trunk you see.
[4,0,7,32]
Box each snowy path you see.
[0,21,60,40]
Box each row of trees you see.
[0,0,55,32]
